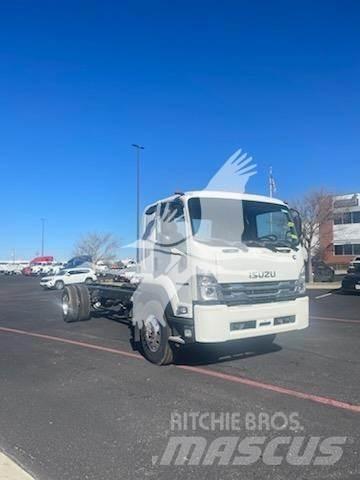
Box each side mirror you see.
[290,208,302,239]
[66,272,71,276]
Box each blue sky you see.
[1,1,359,260]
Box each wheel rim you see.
[62,294,69,316]
[144,314,162,352]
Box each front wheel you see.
[85,277,93,285]
[139,301,174,365]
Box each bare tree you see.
[74,232,119,263]
[291,190,333,283]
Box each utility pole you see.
[41,218,45,256]
[131,144,144,263]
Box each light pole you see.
[41,218,45,256]
[131,144,144,262]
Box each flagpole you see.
[269,167,273,197]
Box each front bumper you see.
[193,296,309,343]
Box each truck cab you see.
[134,190,308,363]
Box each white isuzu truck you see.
[61,190,309,365]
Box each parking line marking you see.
[0,326,360,414]
[311,315,360,324]
[0,326,143,360]
[314,293,333,299]
[178,365,360,413]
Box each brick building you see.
[320,193,360,270]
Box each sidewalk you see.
[0,453,35,480]
[306,282,341,290]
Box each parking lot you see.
[0,275,359,479]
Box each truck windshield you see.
[188,197,299,248]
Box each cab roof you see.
[145,190,286,211]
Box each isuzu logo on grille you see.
[249,271,276,279]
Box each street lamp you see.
[41,218,46,256]
[131,144,144,262]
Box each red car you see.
[22,256,54,276]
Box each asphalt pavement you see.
[0,276,359,479]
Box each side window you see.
[343,212,352,224]
[334,245,344,255]
[353,212,360,223]
[334,213,343,225]
[353,245,360,255]
[256,211,289,239]
[157,201,187,252]
[142,205,157,260]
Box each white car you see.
[4,265,22,275]
[40,268,97,290]
[114,265,138,283]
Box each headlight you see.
[197,273,223,302]
[295,266,306,295]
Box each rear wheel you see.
[55,280,64,290]
[139,301,174,365]
[62,285,80,323]
[76,285,91,321]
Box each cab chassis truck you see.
[61,191,309,365]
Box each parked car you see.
[95,261,109,277]
[347,257,360,273]
[313,261,335,282]
[63,255,92,269]
[342,264,360,293]
[40,268,97,290]
[114,265,137,283]
[4,265,22,275]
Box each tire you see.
[341,289,352,295]
[85,277,93,285]
[62,285,80,323]
[76,284,91,321]
[55,280,64,290]
[139,300,174,365]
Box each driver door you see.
[154,200,191,309]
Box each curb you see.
[306,283,341,290]
[0,453,35,480]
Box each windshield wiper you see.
[272,240,299,251]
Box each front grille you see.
[220,280,297,305]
